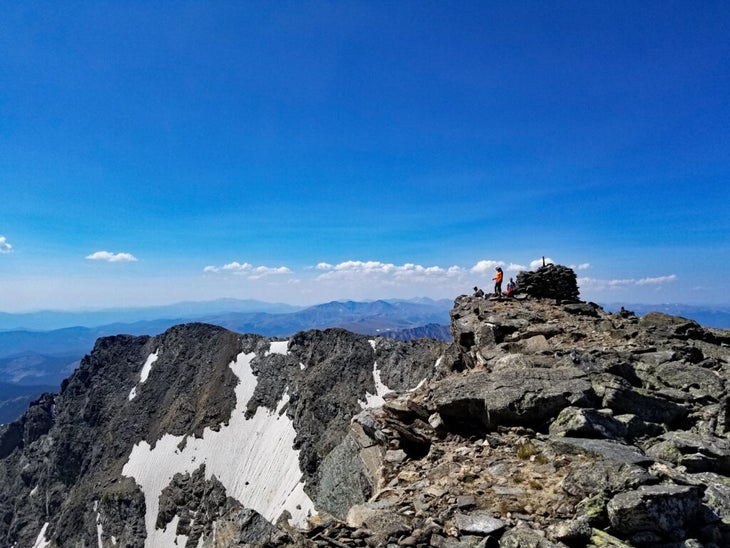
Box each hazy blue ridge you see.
[0,382,57,425]
[0,298,303,331]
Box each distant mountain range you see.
[1,297,728,425]
[0,298,302,331]
[0,298,452,423]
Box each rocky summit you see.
[2,266,730,547]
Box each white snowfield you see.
[122,343,315,547]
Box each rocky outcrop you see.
[2,264,730,547]
[331,289,730,546]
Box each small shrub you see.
[516,441,539,459]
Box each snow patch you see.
[122,351,315,547]
[410,378,428,392]
[359,360,392,409]
[32,523,51,548]
[95,501,103,548]
[155,515,188,547]
[30,485,38,497]
[267,340,289,355]
[139,350,159,384]
[128,350,159,401]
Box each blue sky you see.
[1,2,729,311]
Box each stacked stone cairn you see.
[515,263,580,302]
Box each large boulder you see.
[606,484,704,542]
[549,406,628,441]
[645,430,730,474]
[425,367,594,434]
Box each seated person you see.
[506,278,516,296]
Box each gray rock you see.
[548,437,653,465]
[613,413,665,441]
[602,385,688,426]
[499,523,565,547]
[346,503,412,545]
[703,478,730,520]
[561,460,655,498]
[645,430,730,474]
[427,367,593,433]
[546,516,592,543]
[638,312,707,341]
[654,361,726,401]
[563,303,599,317]
[316,434,374,519]
[607,484,704,540]
[452,511,504,536]
[456,495,477,509]
[549,407,627,440]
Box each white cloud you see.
[223,261,254,272]
[315,262,333,270]
[506,263,527,272]
[470,260,504,274]
[86,251,138,263]
[203,261,292,279]
[0,236,12,254]
[249,266,292,279]
[636,274,677,285]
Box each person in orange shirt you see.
[492,267,503,296]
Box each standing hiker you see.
[492,267,503,296]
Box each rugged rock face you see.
[0,323,445,547]
[345,294,730,547]
[2,265,730,547]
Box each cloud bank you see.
[203,262,292,279]
[315,260,463,281]
[197,257,677,305]
[86,251,138,262]
[579,274,677,290]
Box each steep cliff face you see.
[2,272,730,547]
[0,324,445,547]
